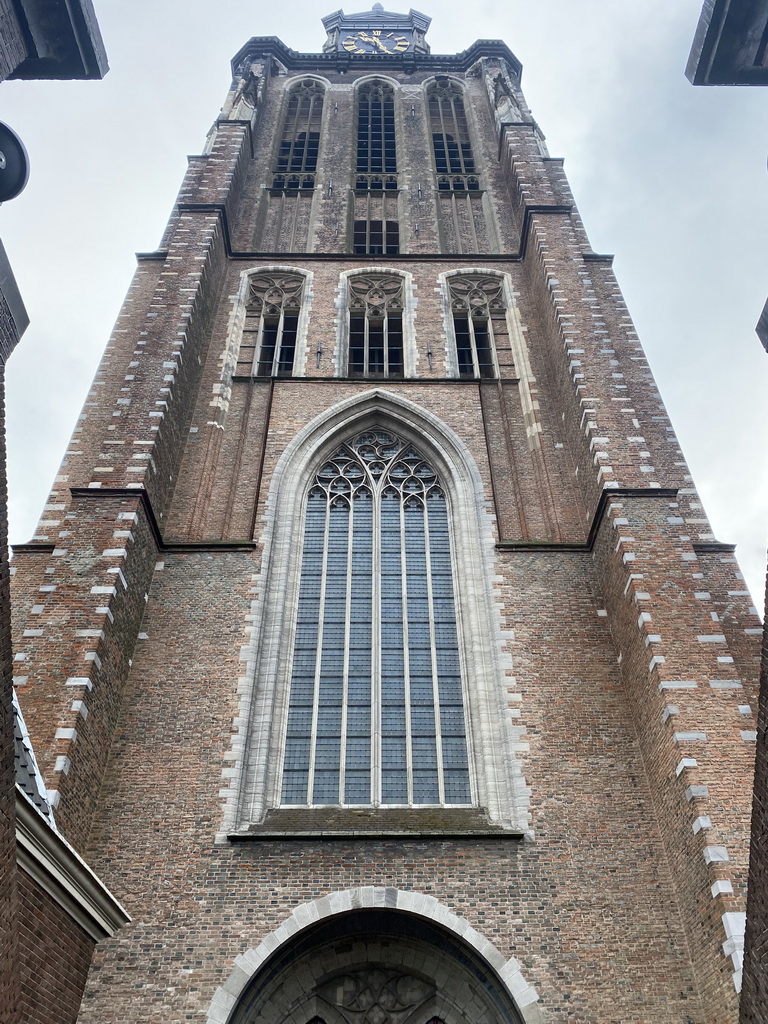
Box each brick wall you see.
[17,868,95,1024]
[9,39,761,1024]
[0,0,25,82]
[740,571,768,1022]
[0,362,20,1024]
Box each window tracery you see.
[447,275,507,379]
[280,430,472,808]
[346,274,405,378]
[356,81,398,192]
[428,79,479,192]
[272,80,325,192]
[236,272,305,377]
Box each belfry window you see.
[272,81,324,192]
[353,219,400,255]
[448,276,506,379]
[356,81,398,192]
[236,273,305,377]
[347,275,404,378]
[428,80,479,192]
[280,431,472,807]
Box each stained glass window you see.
[281,431,472,807]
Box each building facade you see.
[10,7,763,1022]
[0,7,128,1023]
[687,3,768,1018]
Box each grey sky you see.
[1,0,767,604]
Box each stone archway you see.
[206,888,543,1024]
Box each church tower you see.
[10,7,762,1022]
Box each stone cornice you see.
[230,36,521,79]
[15,788,130,941]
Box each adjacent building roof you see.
[13,691,55,825]
[687,0,768,84]
[4,0,108,81]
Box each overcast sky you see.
[1,0,767,605]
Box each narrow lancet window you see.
[347,275,404,379]
[281,431,472,807]
[236,273,305,377]
[428,80,479,192]
[272,81,324,192]
[356,81,398,192]
[448,276,506,379]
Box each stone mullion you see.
[11,495,157,848]
[597,497,755,1015]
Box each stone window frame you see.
[439,268,542,450]
[353,75,401,193]
[205,890,543,1024]
[219,266,313,399]
[279,430,474,808]
[220,390,531,837]
[438,268,509,377]
[235,271,307,378]
[423,75,482,193]
[271,76,329,193]
[334,268,417,379]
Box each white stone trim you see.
[215,265,315,417]
[205,887,543,1024]
[219,389,531,836]
[437,270,540,446]
[334,267,417,378]
[15,787,130,942]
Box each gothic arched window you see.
[346,274,404,378]
[428,80,479,193]
[280,431,472,807]
[236,272,305,377]
[356,81,398,192]
[448,276,506,379]
[272,80,325,192]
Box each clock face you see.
[340,29,412,55]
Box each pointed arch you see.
[354,76,400,193]
[220,391,530,836]
[216,266,314,402]
[205,888,543,1024]
[423,76,480,193]
[438,268,541,447]
[272,77,329,192]
[335,267,417,378]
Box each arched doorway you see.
[228,908,526,1024]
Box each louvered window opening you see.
[273,82,323,191]
[353,220,400,255]
[449,277,505,380]
[281,431,472,807]
[236,273,304,377]
[429,84,478,192]
[356,83,398,192]
[348,275,404,379]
